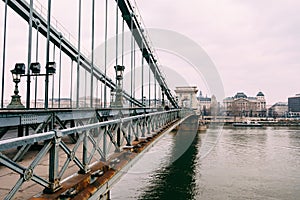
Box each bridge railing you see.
[0,109,192,199]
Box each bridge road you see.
[0,136,80,199]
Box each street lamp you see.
[30,62,56,75]
[7,63,25,109]
[115,65,125,80]
[46,61,56,74]
[30,62,41,74]
[111,65,125,108]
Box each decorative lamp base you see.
[7,95,25,109]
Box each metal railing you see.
[0,109,191,199]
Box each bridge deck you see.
[35,118,185,199]
[0,110,192,199]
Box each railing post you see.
[116,121,121,152]
[147,117,151,135]
[103,126,107,161]
[150,116,154,132]
[17,125,23,137]
[81,130,90,173]
[141,115,146,137]
[126,120,132,146]
[165,113,168,124]
[166,113,169,124]
[44,130,62,193]
[51,112,55,130]
[134,120,139,141]
[155,115,159,130]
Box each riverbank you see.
[202,116,300,127]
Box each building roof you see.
[257,91,264,96]
[174,86,198,93]
[289,94,300,98]
[273,102,288,106]
[197,97,211,101]
[234,92,247,99]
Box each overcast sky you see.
[1,0,299,105]
[134,0,300,104]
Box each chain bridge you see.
[0,0,200,199]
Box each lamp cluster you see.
[11,62,56,79]
[7,62,56,109]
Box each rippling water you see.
[111,126,300,200]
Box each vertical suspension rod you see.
[51,44,55,108]
[148,63,151,107]
[104,0,108,108]
[76,0,82,108]
[141,42,144,106]
[26,0,34,109]
[133,39,136,99]
[90,0,95,108]
[154,65,157,107]
[130,14,133,107]
[1,0,8,108]
[34,21,40,108]
[58,35,62,108]
[70,60,73,107]
[116,0,119,68]
[45,0,52,109]
[121,18,125,66]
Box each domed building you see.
[223,91,267,117]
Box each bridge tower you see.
[175,86,199,113]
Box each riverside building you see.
[223,92,267,117]
[288,94,300,117]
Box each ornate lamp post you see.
[111,65,125,108]
[7,63,26,109]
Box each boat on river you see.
[233,121,263,127]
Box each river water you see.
[111,126,300,200]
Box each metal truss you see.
[0,108,159,161]
[0,109,191,199]
[0,107,158,132]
